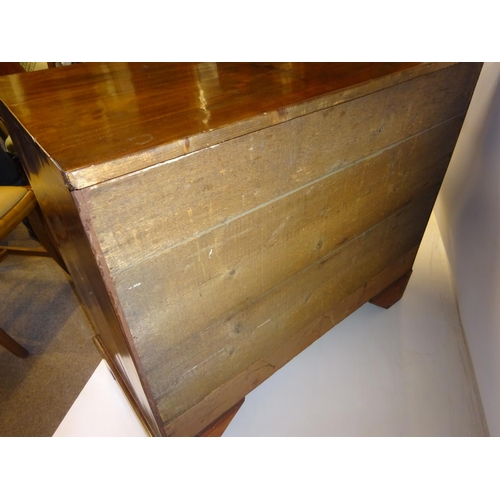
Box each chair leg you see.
[0,327,29,358]
[0,245,48,257]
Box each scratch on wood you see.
[269,220,287,241]
[196,240,207,276]
[184,347,226,377]
[256,319,271,329]
[90,149,203,188]
[132,134,153,146]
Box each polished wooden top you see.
[0,62,453,188]
[0,62,24,77]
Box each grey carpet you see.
[0,223,101,436]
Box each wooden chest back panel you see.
[152,192,436,422]
[163,248,420,436]
[114,117,460,363]
[81,63,480,431]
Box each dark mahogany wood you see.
[0,63,424,183]
[27,205,69,274]
[369,270,413,309]
[0,62,24,77]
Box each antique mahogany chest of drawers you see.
[0,63,482,436]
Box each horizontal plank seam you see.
[152,192,437,399]
[140,181,443,377]
[110,112,465,275]
[87,64,459,190]
[70,63,459,189]
[163,246,419,434]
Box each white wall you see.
[435,62,500,436]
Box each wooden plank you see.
[0,63,483,438]
[114,116,463,360]
[196,398,245,437]
[163,246,419,436]
[149,190,437,426]
[87,63,477,274]
[67,64,466,189]
[1,63,464,189]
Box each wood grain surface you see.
[112,117,462,361]
[0,63,478,189]
[152,189,438,426]
[81,63,479,432]
[0,62,483,436]
[86,64,476,274]
[164,246,420,436]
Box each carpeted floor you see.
[0,223,101,436]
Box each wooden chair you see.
[0,185,67,357]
